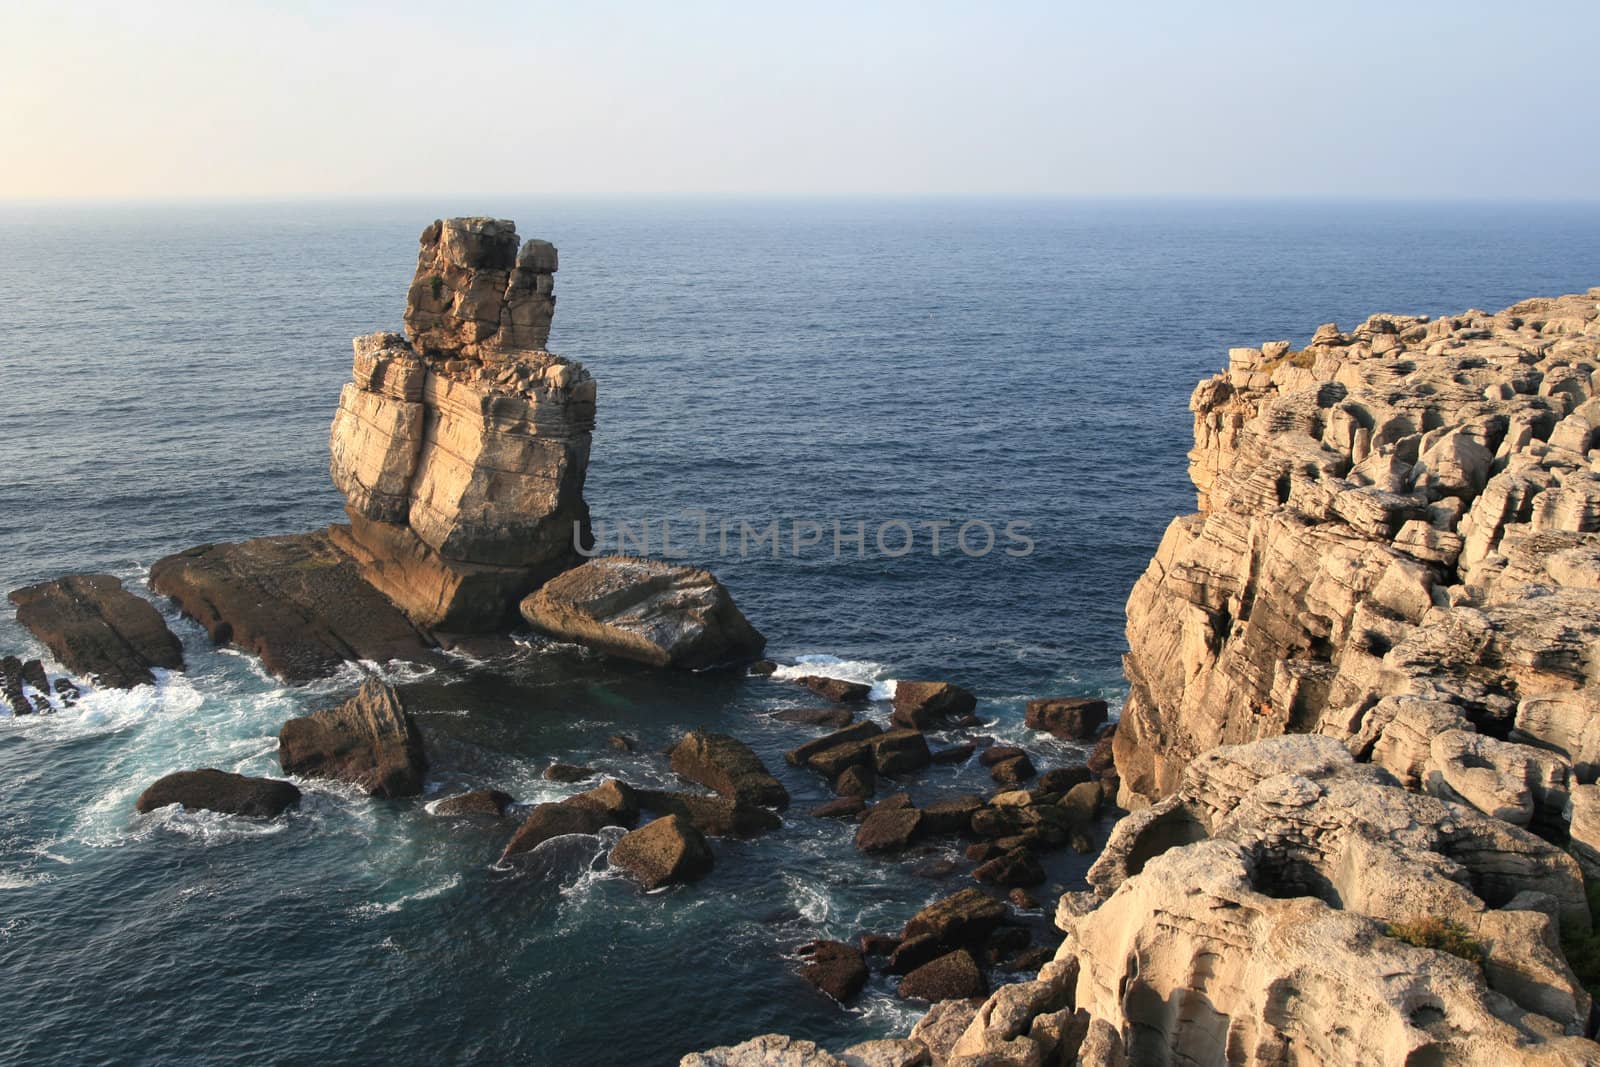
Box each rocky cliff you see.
[680,288,1600,1066]
[328,217,595,630]
[1116,288,1600,829]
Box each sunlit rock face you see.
[1116,289,1600,819]
[329,217,595,631]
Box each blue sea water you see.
[0,198,1598,1066]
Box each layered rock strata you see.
[329,217,594,630]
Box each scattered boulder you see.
[772,707,854,729]
[902,888,1008,949]
[607,733,637,753]
[855,804,923,852]
[908,999,986,1065]
[9,574,183,689]
[891,681,977,730]
[873,729,932,775]
[432,788,514,817]
[135,769,301,817]
[278,677,427,798]
[1024,697,1108,741]
[799,676,871,703]
[977,746,1027,768]
[521,556,765,669]
[609,813,714,889]
[798,940,868,1003]
[989,754,1036,787]
[920,794,983,835]
[669,731,788,808]
[502,801,617,860]
[543,763,596,783]
[749,659,778,677]
[812,796,867,819]
[637,789,780,838]
[1,656,39,715]
[1037,766,1092,794]
[787,721,882,767]
[898,949,987,1002]
[973,847,1045,887]
[929,742,976,765]
[834,764,877,798]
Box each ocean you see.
[2,198,1598,1065]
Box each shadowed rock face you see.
[149,532,443,684]
[330,217,594,631]
[9,573,182,689]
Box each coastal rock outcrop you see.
[278,677,427,798]
[329,218,594,631]
[150,533,443,683]
[521,556,765,668]
[9,573,183,689]
[1115,289,1600,837]
[135,769,302,817]
[1057,736,1597,1063]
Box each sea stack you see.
[329,217,596,631]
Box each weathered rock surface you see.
[898,949,987,1003]
[135,769,301,817]
[1116,289,1600,821]
[609,813,714,889]
[1,655,44,715]
[329,218,594,630]
[277,677,427,797]
[521,556,764,668]
[1060,736,1596,1062]
[668,731,789,809]
[150,532,444,683]
[9,574,183,689]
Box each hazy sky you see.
[2,0,1594,200]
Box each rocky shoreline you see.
[688,289,1600,1065]
[9,221,1600,1063]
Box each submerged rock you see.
[432,788,515,817]
[772,707,855,728]
[278,677,427,798]
[521,556,765,668]
[543,763,596,783]
[609,813,714,889]
[798,676,871,703]
[135,769,301,817]
[9,573,183,689]
[150,532,444,684]
[668,731,788,808]
[890,681,977,730]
